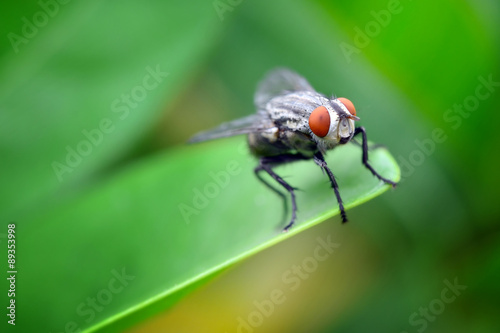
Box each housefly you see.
[189,68,396,231]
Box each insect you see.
[189,68,396,231]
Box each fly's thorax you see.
[266,91,324,131]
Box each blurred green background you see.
[1,0,499,332]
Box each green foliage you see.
[12,138,398,333]
[1,0,499,332]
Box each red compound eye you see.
[309,106,330,137]
[338,97,356,116]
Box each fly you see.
[189,68,397,231]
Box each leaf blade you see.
[13,137,399,333]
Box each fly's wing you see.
[254,68,316,108]
[190,68,313,143]
[188,112,273,143]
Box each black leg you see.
[254,166,289,225]
[353,126,397,187]
[255,155,307,232]
[313,152,348,223]
[351,138,386,151]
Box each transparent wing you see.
[188,113,272,143]
[254,68,316,108]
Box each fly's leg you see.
[254,167,289,225]
[313,152,348,223]
[255,155,307,232]
[255,162,297,232]
[354,126,397,187]
[351,138,385,151]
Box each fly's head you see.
[308,97,359,149]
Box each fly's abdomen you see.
[248,128,316,157]
[248,129,286,157]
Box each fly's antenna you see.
[337,107,359,121]
[333,97,360,121]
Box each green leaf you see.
[14,137,399,333]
